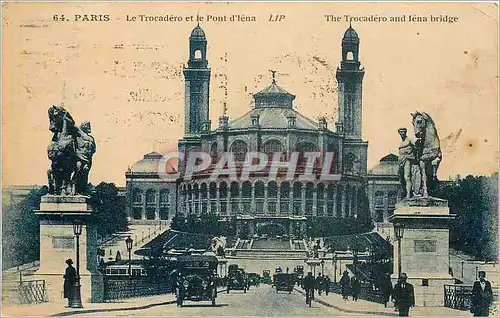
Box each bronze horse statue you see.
[47,105,78,195]
[411,111,442,198]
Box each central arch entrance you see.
[255,221,287,237]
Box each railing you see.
[19,280,48,304]
[103,276,172,302]
[444,284,473,311]
[329,282,385,304]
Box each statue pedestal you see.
[35,195,103,303]
[388,197,455,307]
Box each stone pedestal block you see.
[35,195,104,303]
[389,197,455,307]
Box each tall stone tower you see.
[183,24,211,136]
[336,25,365,139]
[178,24,211,175]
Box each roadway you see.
[72,285,355,316]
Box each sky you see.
[2,2,498,187]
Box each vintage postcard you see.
[1,1,498,317]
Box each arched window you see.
[293,182,302,198]
[347,51,354,61]
[133,188,142,203]
[219,182,228,198]
[194,50,202,59]
[160,189,170,204]
[146,189,155,204]
[388,191,397,216]
[263,139,283,154]
[296,142,317,153]
[344,153,357,173]
[254,181,265,198]
[209,182,217,199]
[296,142,318,167]
[374,191,385,222]
[375,191,384,206]
[230,182,239,197]
[231,140,248,162]
[210,142,218,159]
[268,181,278,198]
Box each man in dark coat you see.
[339,271,350,300]
[471,271,493,317]
[303,272,316,304]
[63,259,77,307]
[324,275,331,295]
[392,273,415,317]
[380,273,393,307]
[350,276,361,301]
[316,273,323,296]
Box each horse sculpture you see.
[47,105,96,195]
[411,111,442,198]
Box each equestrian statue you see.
[398,111,442,198]
[47,105,96,195]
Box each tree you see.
[2,186,48,268]
[435,173,498,261]
[88,182,128,238]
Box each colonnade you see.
[179,180,365,219]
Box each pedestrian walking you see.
[315,273,323,296]
[350,276,361,301]
[324,275,331,295]
[392,273,415,317]
[339,271,350,300]
[471,271,493,317]
[380,273,393,308]
[63,259,76,307]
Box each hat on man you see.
[399,272,408,280]
[398,127,407,132]
[65,259,73,265]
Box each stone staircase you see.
[2,262,40,304]
[99,222,170,261]
[228,237,308,260]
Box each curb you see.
[294,287,399,317]
[49,299,177,317]
[49,288,228,317]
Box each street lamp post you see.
[125,236,133,277]
[394,222,405,278]
[333,253,337,283]
[72,220,84,308]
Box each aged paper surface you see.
[1,1,498,317]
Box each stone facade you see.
[125,25,372,233]
[125,152,177,223]
[367,153,400,239]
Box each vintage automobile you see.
[261,269,272,284]
[247,273,261,287]
[275,273,295,293]
[174,254,218,307]
[227,268,247,293]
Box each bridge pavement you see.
[3,284,469,317]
